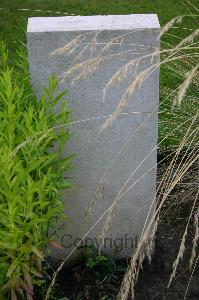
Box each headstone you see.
[27,14,160,260]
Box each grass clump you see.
[0,42,73,300]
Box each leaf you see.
[31,247,44,260]
[57,154,75,170]
[23,269,33,291]
[11,288,18,300]
[2,278,17,290]
[30,267,43,278]
[6,260,18,278]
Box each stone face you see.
[27,14,160,259]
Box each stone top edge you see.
[27,14,160,33]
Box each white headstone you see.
[27,14,160,260]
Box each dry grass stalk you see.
[189,207,199,269]
[84,180,107,221]
[160,139,198,210]
[173,63,199,107]
[100,64,156,132]
[99,35,122,55]
[117,216,159,300]
[73,44,89,63]
[103,59,139,100]
[51,34,85,56]
[174,28,199,50]
[102,48,170,102]
[157,115,199,198]
[98,30,146,57]
[162,29,199,73]
[159,16,183,38]
[89,31,100,55]
[102,46,161,99]
[60,57,103,82]
[73,57,103,81]
[184,254,199,299]
[168,190,199,287]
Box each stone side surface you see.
[27,14,160,260]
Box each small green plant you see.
[82,245,126,285]
[0,42,73,299]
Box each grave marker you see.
[27,14,160,259]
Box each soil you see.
[35,154,199,300]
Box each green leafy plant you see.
[82,245,126,285]
[0,42,73,300]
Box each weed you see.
[82,245,126,285]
